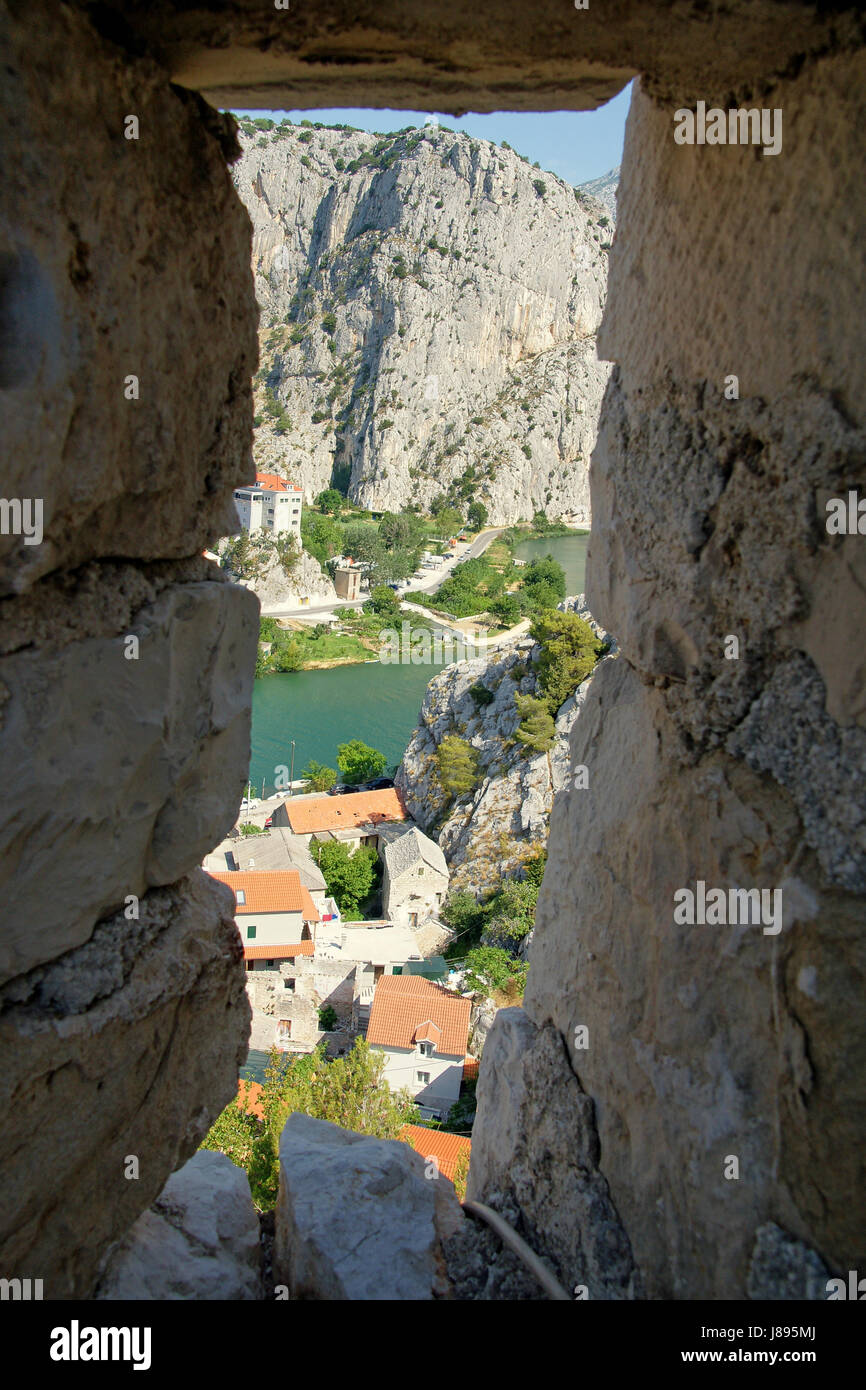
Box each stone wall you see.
[469,58,866,1297]
[0,0,259,1297]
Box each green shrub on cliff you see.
[531,608,605,714]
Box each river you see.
[513,529,589,595]
[248,530,590,793]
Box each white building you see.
[209,868,332,971]
[366,974,471,1118]
[382,827,449,931]
[233,471,302,537]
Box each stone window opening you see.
[7,2,862,1303]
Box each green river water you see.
[248,531,589,794]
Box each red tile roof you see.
[209,870,320,921]
[400,1125,471,1182]
[367,975,471,1056]
[286,787,407,836]
[237,1079,264,1119]
[243,941,314,959]
[462,1056,480,1082]
[254,472,302,493]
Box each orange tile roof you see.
[209,870,320,921]
[237,1079,264,1119]
[286,787,408,836]
[400,1125,471,1183]
[254,471,302,493]
[243,941,314,959]
[462,1056,480,1082]
[367,975,471,1056]
[414,1020,442,1044]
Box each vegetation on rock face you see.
[513,692,556,753]
[530,608,606,714]
[201,1041,417,1211]
[336,738,386,785]
[436,734,481,798]
[462,945,528,999]
[311,839,380,915]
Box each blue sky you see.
[228,84,632,186]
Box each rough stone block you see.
[96,1151,262,1300]
[0,576,258,984]
[274,1113,464,1299]
[0,871,250,1299]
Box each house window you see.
[416,1071,430,1085]
[245,961,254,972]
[236,889,245,905]
[418,1042,434,1057]
[277,1019,291,1040]
[418,866,424,876]
[246,925,256,939]
[284,978,295,991]
[409,913,418,930]
[265,959,274,968]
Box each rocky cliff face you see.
[231,122,611,525]
[395,599,607,894]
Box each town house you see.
[366,974,472,1119]
[209,869,325,971]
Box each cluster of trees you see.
[300,739,386,793]
[301,503,439,586]
[414,553,566,625]
[201,1041,419,1210]
[310,839,380,919]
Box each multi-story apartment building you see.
[233,471,302,537]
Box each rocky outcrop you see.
[396,600,607,894]
[273,1114,465,1299]
[96,1151,262,1300]
[232,544,338,611]
[471,62,866,1299]
[232,123,611,524]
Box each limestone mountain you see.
[577,165,619,221]
[231,120,612,525]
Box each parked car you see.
[362,776,394,791]
[327,783,353,796]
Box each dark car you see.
[363,776,395,791]
[327,783,352,796]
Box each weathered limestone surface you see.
[471,61,866,1298]
[93,2,865,114]
[467,1009,641,1299]
[0,574,258,983]
[0,2,257,597]
[0,872,250,1300]
[274,1113,464,1299]
[0,0,259,1297]
[96,1150,262,1300]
